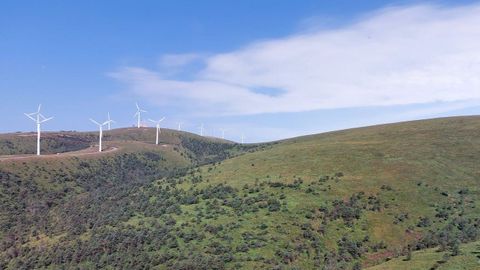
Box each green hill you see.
[173,116,479,269]
[1,116,479,269]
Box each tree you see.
[450,240,460,256]
[352,262,362,270]
[404,247,412,261]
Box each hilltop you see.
[0,127,253,164]
[1,116,479,269]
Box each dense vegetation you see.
[0,116,479,269]
[178,135,267,165]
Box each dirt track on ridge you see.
[0,146,119,162]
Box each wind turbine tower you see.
[241,134,245,144]
[107,112,115,130]
[24,104,53,156]
[149,117,165,145]
[90,118,112,152]
[134,103,147,128]
[220,128,226,139]
[177,122,183,131]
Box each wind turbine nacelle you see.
[137,122,150,128]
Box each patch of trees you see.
[412,190,480,259]
[322,193,365,226]
[394,213,409,224]
[179,136,277,166]
[338,236,366,260]
[415,217,480,254]
[267,178,303,189]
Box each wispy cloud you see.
[159,53,204,68]
[399,100,480,120]
[110,3,480,116]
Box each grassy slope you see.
[166,116,480,268]
[369,240,480,270]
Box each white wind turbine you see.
[134,102,147,128]
[241,134,245,144]
[90,118,112,152]
[199,123,204,136]
[149,117,165,145]
[106,112,115,130]
[219,128,227,139]
[177,122,183,131]
[24,104,53,156]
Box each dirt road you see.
[0,146,119,162]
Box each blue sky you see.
[1,0,479,142]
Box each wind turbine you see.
[149,117,165,145]
[241,134,245,144]
[134,102,147,128]
[24,104,53,156]
[106,112,115,130]
[177,122,183,131]
[219,128,227,139]
[90,118,111,152]
[199,123,204,136]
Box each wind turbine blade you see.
[24,113,36,122]
[102,120,111,126]
[148,119,156,123]
[37,104,42,113]
[90,118,101,126]
[159,117,165,122]
[140,109,147,113]
[133,112,139,117]
[136,102,140,110]
[107,112,111,120]
[40,117,53,123]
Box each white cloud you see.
[159,53,203,68]
[111,4,480,116]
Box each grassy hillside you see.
[137,116,480,269]
[170,117,480,267]
[1,116,479,269]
